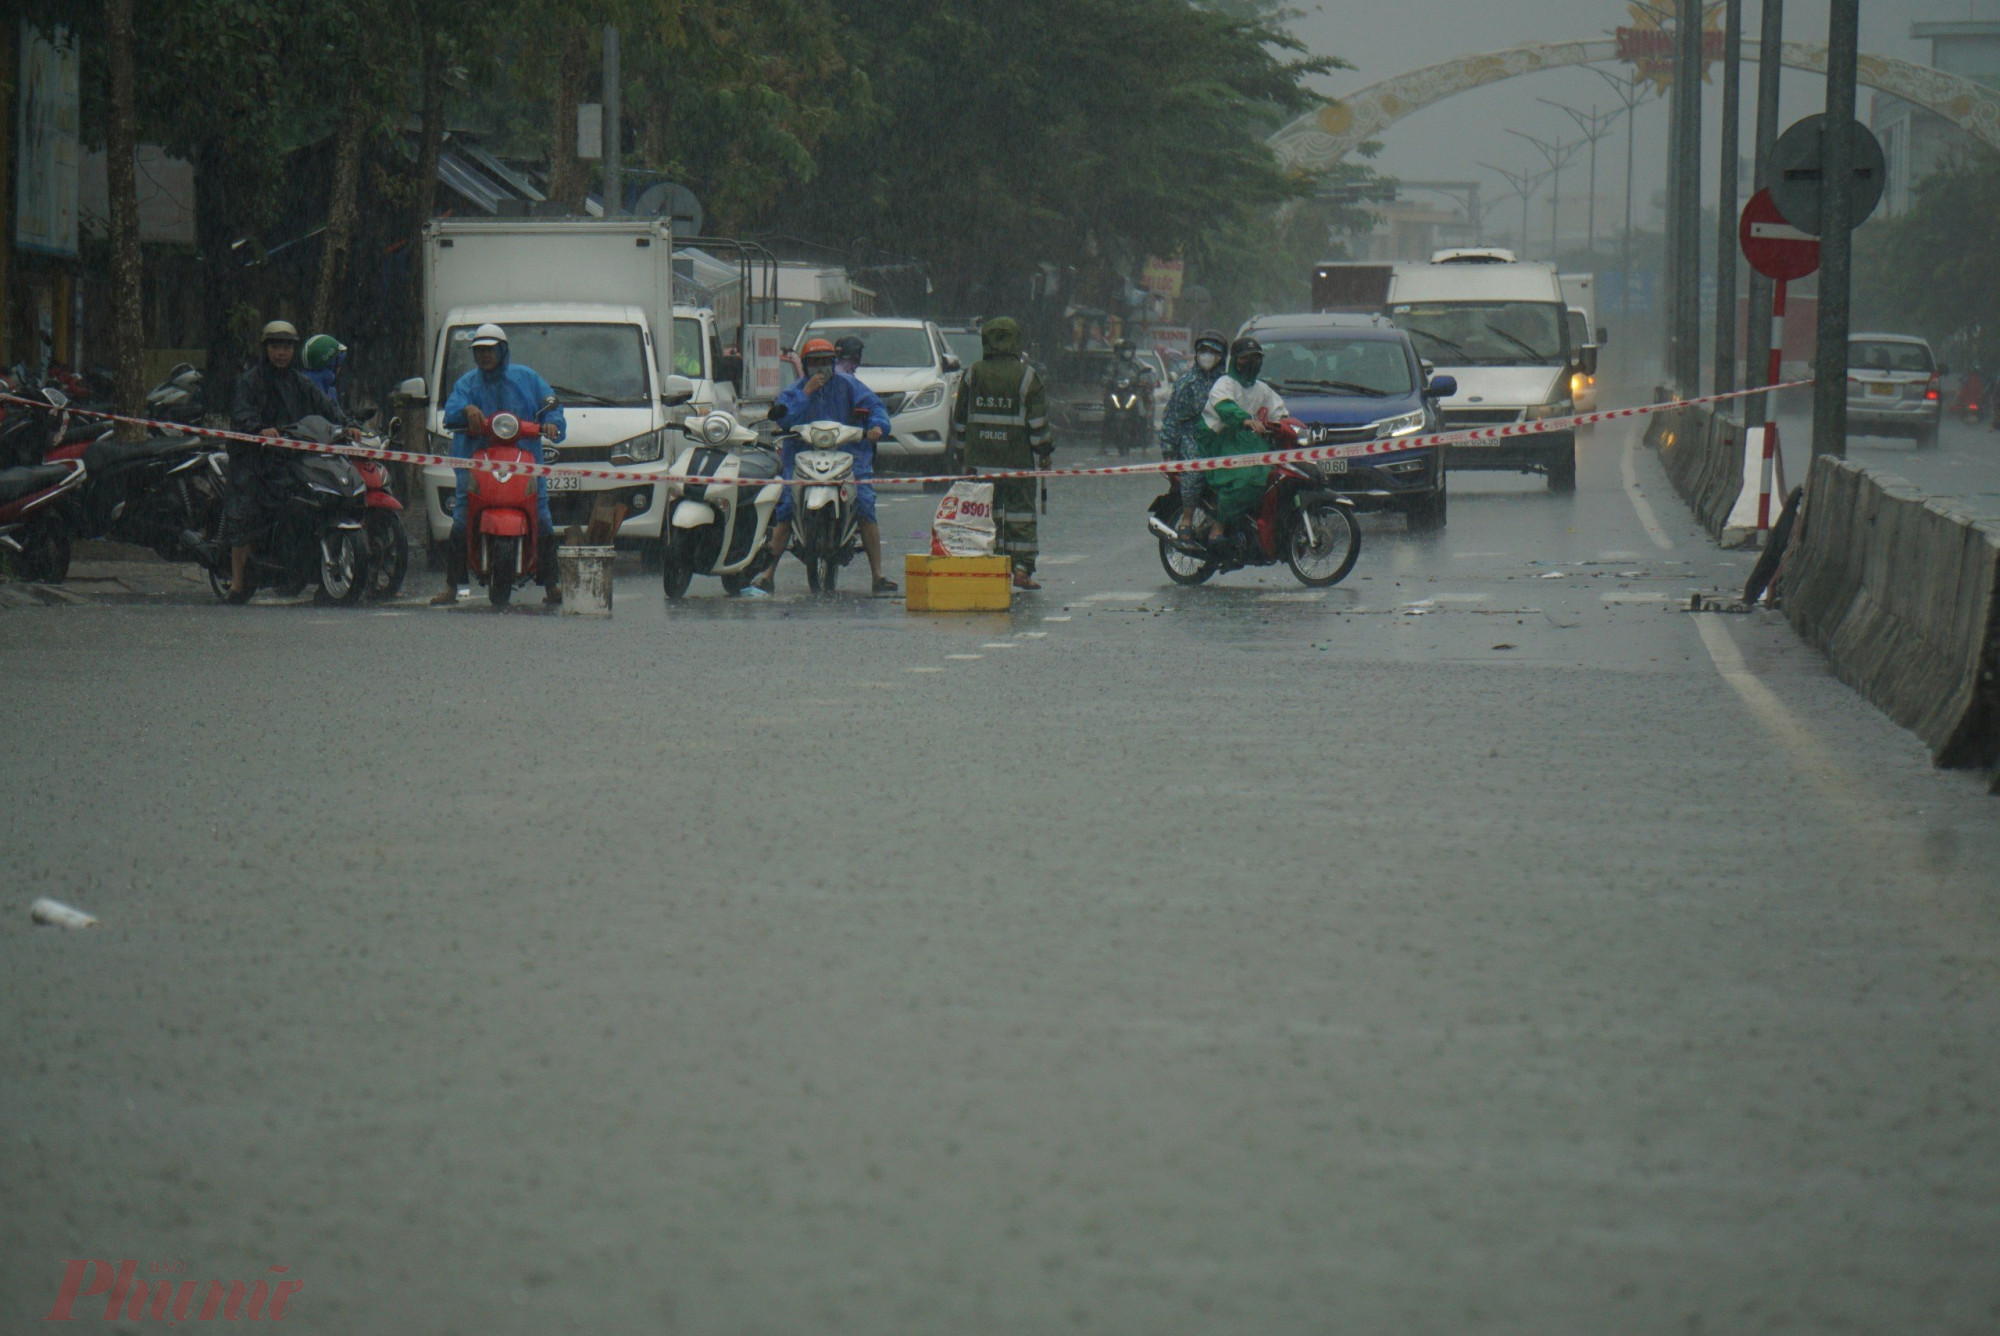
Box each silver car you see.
[1847,333,1943,449]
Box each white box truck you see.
[1385,250,1590,492]
[412,218,732,552]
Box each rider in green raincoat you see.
[1194,336,1286,536]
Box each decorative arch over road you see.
[1267,40,2000,171]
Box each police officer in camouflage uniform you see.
[951,318,1053,589]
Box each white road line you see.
[946,653,983,661]
[1695,616,1836,764]
[905,666,944,674]
[1602,591,1668,603]
[1258,591,1326,603]
[1038,554,1088,566]
[1621,435,1676,551]
[1016,631,1049,639]
[1043,615,1072,622]
[980,642,1018,649]
[1081,591,1152,602]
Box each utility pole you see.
[1745,0,1784,428]
[1812,0,1860,460]
[1673,0,1705,392]
[1506,129,1580,261]
[602,25,622,217]
[1586,68,1657,332]
[1713,0,1743,394]
[1479,162,1552,259]
[1538,99,1623,257]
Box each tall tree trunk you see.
[106,0,146,435]
[547,21,589,213]
[311,79,368,335]
[411,28,447,373]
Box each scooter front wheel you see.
[1284,499,1360,588]
[316,528,370,605]
[488,536,518,607]
[661,530,696,600]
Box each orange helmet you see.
[801,338,836,358]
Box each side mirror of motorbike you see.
[392,376,428,404]
[1425,375,1457,399]
[42,386,69,409]
[661,374,697,406]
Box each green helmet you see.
[302,333,347,372]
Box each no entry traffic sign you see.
[1739,189,1819,282]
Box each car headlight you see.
[1372,410,1426,438]
[1525,398,1573,421]
[1570,372,1589,397]
[628,429,665,463]
[904,384,943,413]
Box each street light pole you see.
[1479,162,1553,260]
[1506,129,1581,262]
[1674,0,1705,392]
[1746,0,1785,428]
[1812,0,1860,460]
[1586,68,1657,333]
[1713,0,1742,394]
[1538,99,1623,259]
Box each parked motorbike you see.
[1144,416,1361,588]
[199,415,372,604]
[0,383,73,468]
[0,455,87,583]
[660,410,783,599]
[350,429,409,601]
[1103,372,1151,457]
[44,421,225,578]
[145,363,206,431]
[459,399,559,608]
[787,416,867,595]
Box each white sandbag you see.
[930,481,998,557]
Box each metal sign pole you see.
[1744,0,1784,431]
[1714,0,1743,395]
[1811,0,1860,460]
[1760,276,1786,530]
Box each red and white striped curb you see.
[4,380,1806,489]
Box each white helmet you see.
[469,323,508,349]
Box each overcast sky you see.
[1283,0,1997,244]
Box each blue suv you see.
[1239,314,1454,532]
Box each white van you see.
[1385,253,1587,492]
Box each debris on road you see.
[30,898,99,929]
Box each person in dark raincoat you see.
[1159,329,1228,539]
[950,317,1053,588]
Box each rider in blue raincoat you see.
[746,336,896,597]
[430,323,569,605]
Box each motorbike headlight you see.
[904,384,943,413]
[1373,410,1426,438]
[701,413,733,446]
[809,424,840,449]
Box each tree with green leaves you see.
[1854,148,2000,370]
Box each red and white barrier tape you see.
[3,381,1808,489]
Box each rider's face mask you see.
[1196,350,1221,371]
[1234,356,1263,382]
[804,357,834,381]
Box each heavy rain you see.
[5,0,2000,1330]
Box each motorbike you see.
[659,410,784,600]
[198,415,372,605]
[0,382,73,468]
[460,399,559,608]
[1103,371,1151,457]
[787,415,867,595]
[44,425,226,581]
[1949,368,1985,424]
[0,455,88,583]
[1144,415,1362,589]
[350,430,409,601]
[145,363,206,431]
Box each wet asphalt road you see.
[4,413,1999,1334]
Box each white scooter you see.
[788,418,866,594]
[660,410,784,599]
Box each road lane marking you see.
[1082,591,1152,602]
[1602,591,1668,603]
[1258,591,1326,603]
[905,666,944,673]
[1016,631,1048,639]
[1621,435,1676,551]
[1038,554,1087,566]
[946,653,983,660]
[1043,615,1073,622]
[980,643,1017,649]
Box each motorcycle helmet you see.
[1115,339,1135,357]
[303,333,347,372]
[469,323,509,350]
[1193,330,1227,372]
[1230,335,1264,382]
[260,319,299,345]
[833,335,865,366]
[800,337,837,378]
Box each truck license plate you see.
[546,475,582,491]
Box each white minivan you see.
[1385,250,1590,492]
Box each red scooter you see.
[463,403,554,607]
[0,455,87,582]
[350,434,408,601]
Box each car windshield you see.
[1262,337,1415,396]
[942,330,984,367]
[1851,340,1932,373]
[443,323,650,406]
[809,325,935,369]
[1052,351,1112,386]
[671,318,707,379]
[1389,301,1566,366]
